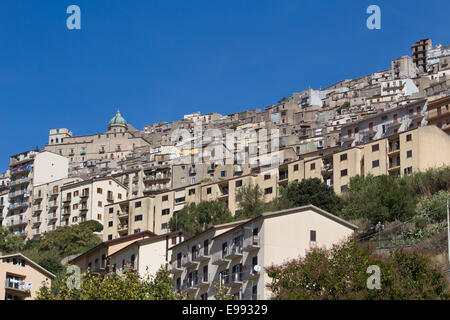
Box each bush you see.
[417,190,449,223]
[266,239,449,300]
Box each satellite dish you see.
[253,265,261,272]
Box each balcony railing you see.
[5,279,29,293]
[182,253,199,268]
[243,236,260,251]
[225,244,243,259]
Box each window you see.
[118,193,122,200]
[161,223,168,230]
[97,214,102,220]
[109,207,114,214]
[108,235,113,240]
[98,201,102,207]
[135,201,141,208]
[406,134,412,142]
[372,160,380,168]
[74,190,79,197]
[108,221,113,227]
[372,144,379,152]
[172,237,177,245]
[406,150,412,158]
[235,180,242,187]
[264,187,273,195]
[97,188,103,194]
[310,230,316,242]
[134,215,143,221]
[293,164,299,171]
[340,154,347,161]
[310,163,315,170]
[188,188,195,195]
[264,174,270,180]
[207,187,212,194]
[340,169,348,177]
[221,171,226,177]
[162,195,169,201]
[162,208,170,215]
[404,167,413,175]
[340,185,348,192]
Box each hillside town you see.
[1,38,450,300]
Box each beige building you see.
[169,205,357,300]
[0,252,55,300]
[69,231,155,274]
[108,231,190,277]
[31,177,82,238]
[60,177,128,230]
[332,125,450,193]
[45,111,151,164]
[7,151,69,239]
[427,96,450,134]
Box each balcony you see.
[49,203,58,209]
[63,197,72,203]
[9,178,29,187]
[225,245,243,260]
[33,206,43,214]
[195,275,209,288]
[244,269,260,281]
[410,113,424,121]
[212,251,231,265]
[8,202,31,211]
[9,153,35,167]
[9,190,29,199]
[48,214,58,222]
[6,219,27,228]
[243,236,260,252]
[182,279,199,293]
[341,135,355,143]
[5,279,30,294]
[10,164,32,176]
[107,196,114,202]
[229,272,244,287]
[80,193,89,199]
[192,249,211,262]
[182,253,199,269]
[170,261,183,274]
[62,210,71,216]
[80,206,88,212]
[387,120,402,130]
[360,130,376,138]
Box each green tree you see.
[279,178,344,216]
[235,184,266,219]
[0,227,25,254]
[266,239,449,300]
[80,220,104,233]
[38,223,102,257]
[417,190,450,223]
[169,201,234,235]
[342,175,416,224]
[37,266,185,300]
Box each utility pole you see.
[447,197,449,263]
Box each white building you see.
[169,205,357,300]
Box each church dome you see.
[109,110,127,126]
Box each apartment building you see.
[412,39,433,73]
[169,205,357,300]
[332,125,450,194]
[69,231,155,274]
[108,230,190,277]
[104,170,279,241]
[44,111,151,164]
[380,79,419,97]
[340,99,428,148]
[391,56,418,79]
[60,177,127,229]
[7,151,68,239]
[427,96,450,133]
[0,189,9,228]
[31,177,82,239]
[0,252,55,300]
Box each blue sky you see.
[0,0,449,171]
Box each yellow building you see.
[0,252,55,300]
